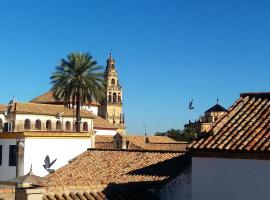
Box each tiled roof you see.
[127,136,187,151]
[189,92,270,156]
[8,102,95,119]
[30,91,100,106]
[40,149,188,187]
[95,135,187,151]
[205,103,227,113]
[43,189,156,200]
[93,116,117,129]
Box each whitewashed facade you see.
[192,157,270,200]
[0,132,93,180]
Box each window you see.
[111,79,115,85]
[46,120,52,130]
[108,95,112,102]
[0,145,2,166]
[9,145,17,166]
[24,119,30,130]
[83,122,88,131]
[66,121,71,131]
[56,120,62,130]
[35,119,41,130]
[118,95,121,103]
[113,93,117,102]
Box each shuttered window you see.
[9,145,17,166]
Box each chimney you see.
[91,131,96,148]
[113,133,126,149]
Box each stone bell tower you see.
[99,53,125,133]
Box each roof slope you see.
[205,103,227,113]
[127,136,187,151]
[93,116,117,129]
[30,91,100,106]
[95,135,187,151]
[10,102,95,118]
[30,91,60,104]
[40,149,188,187]
[189,92,270,155]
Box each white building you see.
[0,101,96,181]
[0,131,93,180]
[189,92,270,200]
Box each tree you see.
[155,128,197,143]
[50,52,104,132]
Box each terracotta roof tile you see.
[189,92,270,155]
[30,91,100,106]
[8,102,95,119]
[95,135,187,151]
[43,189,156,200]
[93,116,117,129]
[40,149,188,188]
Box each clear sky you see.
[0,0,270,134]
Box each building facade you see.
[185,102,227,133]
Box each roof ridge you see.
[87,148,186,153]
[240,92,270,99]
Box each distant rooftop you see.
[30,91,100,106]
[205,103,227,113]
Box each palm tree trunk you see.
[75,95,81,132]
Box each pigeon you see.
[189,99,194,110]
[43,155,57,173]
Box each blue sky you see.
[0,0,270,134]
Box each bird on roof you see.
[188,99,194,110]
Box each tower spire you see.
[109,51,112,59]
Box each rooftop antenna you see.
[143,123,147,137]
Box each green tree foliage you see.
[155,128,197,143]
[50,52,104,132]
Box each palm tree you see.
[50,52,104,132]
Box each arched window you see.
[111,79,115,86]
[108,95,112,102]
[24,119,30,130]
[56,120,62,130]
[113,93,117,102]
[35,119,41,130]
[83,122,88,131]
[118,93,121,103]
[66,121,71,131]
[0,118,2,129]
[46,120,52,130]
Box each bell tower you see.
[99,53,125,132]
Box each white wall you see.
[94,129,116,136]
[158,168,191,200]
[0,139,17,180]
[192,157,270,200]
[83,105,98,115]
[23,137,92,177]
